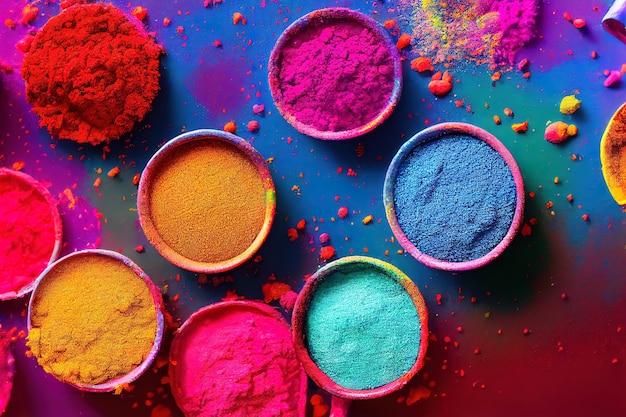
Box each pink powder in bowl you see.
[169,301,307,417]
[268,8,402,140]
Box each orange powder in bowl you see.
[138,129,275,273]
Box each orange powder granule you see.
[147,140,267,263]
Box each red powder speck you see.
[247,120,260,132]
[337,206,348,219]
[286,228,298,242]
[223,121,237,133]
[132,6,148,21]
[296,219,306,231]
[21,3,39,25]
[319,245,335,261]
[523,328,531,335]
[396,33,412,50]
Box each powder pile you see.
[275,15,395,132]
[393,134,517,262]
[21,4,162,145]
[397,0,539,67]
[304,264,420,390]
[0,329,14,415]
[28,252,159,386]
[0,169,58,298]
[146,139,267,263]
[169,302,303,417]
[601,103,626,205]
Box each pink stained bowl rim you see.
[0,168,63,301]
[291,256,429,400]
[26,249,165,393]
[267,7,403,141]
[168,300,309,417]
[136,129,276,274]
[382,122,526,271]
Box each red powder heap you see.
[21,4,163,145]
[0,170,58,298]
[169,302,305,417]
[276,18,395,132]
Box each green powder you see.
[304,264,421,390]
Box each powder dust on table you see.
[28,253,159,387]
[21,3,163,145]
[396,0,539,67]
[392,134,517,263]
[304,266,421,390]
[0,170,58,298]
[147,140,267,264]
[169,303,304,417]
[275,17,395,132]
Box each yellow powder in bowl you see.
[27,251,160,388]
[146,139,267,263]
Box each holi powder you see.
[600,101,626,205]
[269,8,401,139]
[138,130,275,273]
[384,123,524,270]
[20,3,163,145]
[169,301,306,417]
[397,0,539,67]
[293,257,428,396]
[27,250,163,390]
[0,168,62,300]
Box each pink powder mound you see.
[169,302,305,417]
[483,0,540,65]
[277,19,395,132]
[0,329,15,414]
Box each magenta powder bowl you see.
[169,300,308,417]
[268,8,402,140]
[0,168,63,301]
[383,122,525,271]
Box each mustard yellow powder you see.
[148,140,267,263]
[559,95,582,115]
[28,253,158,386]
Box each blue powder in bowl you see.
[304,264,421,390]
[393,133,517,262]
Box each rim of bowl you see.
[291,256,429,400]
[137,129,276,274]
[26,249,165,392]
[169,300,309,417]
[382,122,526,271]
[0,168,63,301]
[268,7,403,140]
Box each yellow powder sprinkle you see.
[559,95,582,115]
[28,253,158,386]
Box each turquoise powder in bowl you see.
[383,122,525,271]
[268,8,402,140]
[291,256,428,400]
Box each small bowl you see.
[169,300,308,417]
[27,249,164,392]
[268,8,402,140]
[137,129,276,274]
[292,256,429,400]
[0,168,62,300]
[383,122,525,271]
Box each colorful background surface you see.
[1,0,625,416]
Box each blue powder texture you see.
[304,264,421,390]
[393,133,517,262]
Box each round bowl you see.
[169,300,308,417]
[383,122,525,271]
[27,249,164,392]
[268,7,402,140]
[0,168,63,300]
[292,256,428,400]
[137,129,276,273]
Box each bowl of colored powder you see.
[0,168,62,301]
[137,129,276,274]
[383,122,525,271]
[21,3,163,145]
[27,249,164,392]
[169,300,308,417]
[292,256,429,400]
[268,8,402,140]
